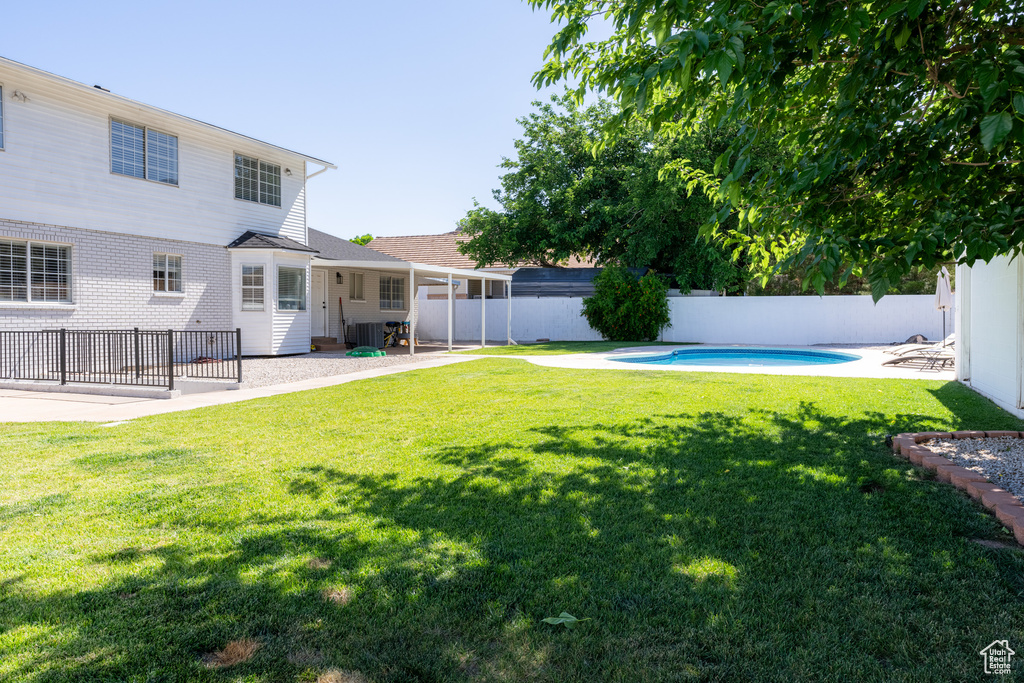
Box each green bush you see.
[581,267,671,341]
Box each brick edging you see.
[890,431,1024,546]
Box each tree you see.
[529,0,1024,298]
[350,234,373,246]
[458,93,761,292]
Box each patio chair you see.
[884,333,955,356]
[882,346,954,371]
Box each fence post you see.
[134,327,141,378]
[167,329,174,391]
[59,329,67,385]
[235,328,242,383]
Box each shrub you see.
[581,267,671,341]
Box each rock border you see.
[891,431,1024,546]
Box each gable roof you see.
[227,230,318,253]
[307,228,405,263]
[366,231,596,270]
[0,56,334,168]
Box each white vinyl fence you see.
[416,295,952,346]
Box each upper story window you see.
[0,239,72,303]
[111,119,178,185]
[152,253,182,293]
[234,154,281,207]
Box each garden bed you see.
[892,431,1024,545]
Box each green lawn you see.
[455,341,685,355]
[2,360,1023,682]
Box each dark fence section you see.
[0,329,241,389]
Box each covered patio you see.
[309,257,513,354]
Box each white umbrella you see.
[935,266,953,345]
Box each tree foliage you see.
[529,0,1024,299]
[350,234,373,246]
[458,93,765,292]
[581,266,671,340]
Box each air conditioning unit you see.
[349,322,384,348]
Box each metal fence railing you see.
[0,328,242,389]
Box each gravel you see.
[240,352,435,389]
[926,436,1024,500]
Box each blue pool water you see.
[613,347,861,367]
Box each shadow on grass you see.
[2,400,1024,682]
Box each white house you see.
[955,256,1024,417]
[0,56,334,355]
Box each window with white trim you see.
[278,266,306,311]
[380,275,405,311]
[153,253,182,293]
[349,272,364,300]
[234,154,281,207]
[241,264,264,311]
[0,239,71,303]
[111,119,178,185]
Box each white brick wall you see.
[0,218,232,331]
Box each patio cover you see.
[310,256,513,354]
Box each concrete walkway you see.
[0,355,475,423]
[0,344,953,423]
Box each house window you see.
[0,239,71,303]
[234,154,281,207]
[278,266,306,311]
[380,275,405,311]
[350,272,364,300]
[241,264,264,311]
[153,253,182,293]
[111,119,178,185]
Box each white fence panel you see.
[663,295,948,345]
[415,294,950,345]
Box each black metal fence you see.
[0,328,242,389]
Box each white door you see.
[312,270,327,337]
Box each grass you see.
[454,341,686,355]
[2,360,1024,681]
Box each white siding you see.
[230,251,275,355]
[961,256,1020,413]
[0,61,309,247]
[271,254,312,355]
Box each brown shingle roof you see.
[366,231,594,270]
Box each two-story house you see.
[0,56,335,355]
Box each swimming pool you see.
[612,347,861,367]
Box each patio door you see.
[312,270,327,337]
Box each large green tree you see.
[529,0,1024,298]
[459,94,755,291]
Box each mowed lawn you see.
[2,360,1023,682]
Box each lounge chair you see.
[882,346,954,371]
[884,333,955,356]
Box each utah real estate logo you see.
[980,640,1015,675]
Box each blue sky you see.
[6,1,588,240]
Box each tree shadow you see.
[3,401,1023,681]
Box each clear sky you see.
[4,0,583,240]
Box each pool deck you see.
[503,344,956,381]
